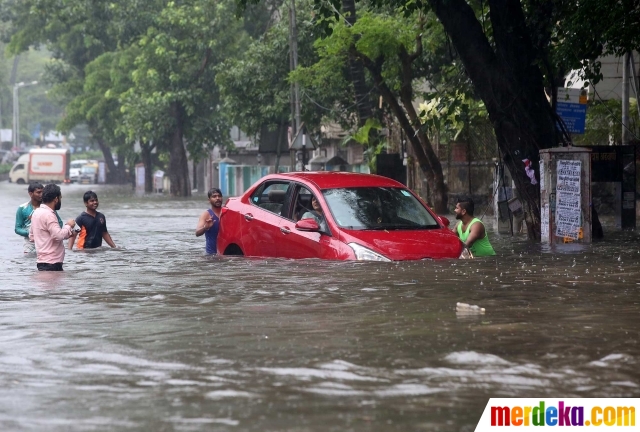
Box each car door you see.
[241,180,291,257]
[277,184,338,259]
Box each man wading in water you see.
[195,188,223,255]
[453,197,496,257]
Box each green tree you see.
[4,0,175,180]
[218,0,367,170]
[295,11,453,211]
[56,50,140,184]
[573,99,640,146]
[120,0,248,196]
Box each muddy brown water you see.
[1,181,639,431]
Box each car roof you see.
[272,172,405,189]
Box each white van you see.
[9,149,71,184]
[8,154,30,184]
[69,159,89,183]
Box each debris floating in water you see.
[456,302,485,314]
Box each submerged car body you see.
[218,172,466,261]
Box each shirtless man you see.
[195,188,223,254]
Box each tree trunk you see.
[140,141,154,193]
[427,0,558,239]
[117,152,127,183]
[341,0,374,127]
[91,129,118,184]
[356,46,449,213]
[86,121,129,184]
[168,101,191,197]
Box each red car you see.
[217,172,468,261]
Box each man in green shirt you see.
[15,183,44,254]
[453,197,496,257]
[15,183,63,255]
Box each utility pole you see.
[622,52,630,145]
[288,0,304,170]
[13,81,39,149]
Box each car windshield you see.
[322,187,440,230]
[81,166,96,174]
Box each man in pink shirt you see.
[29,184,76,271]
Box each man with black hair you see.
[453,197,496,257]
[68,190,117,250]
[15,182,46,254]
[29,184,76,271]
[195,188,223,254]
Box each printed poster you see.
[556,160,581,194]
[555,159,581,240]
[540,203,550,243]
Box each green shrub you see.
[72,150,103,161]
[0,164,12,175]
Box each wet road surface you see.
[1,182,639,431]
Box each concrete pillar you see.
[539,147,592,244]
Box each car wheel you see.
[16,178,25,184]
[223,244,244,256]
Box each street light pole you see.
[13,80,38,149]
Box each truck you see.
[9,148,71,184]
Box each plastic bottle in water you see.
[456,302,485,313]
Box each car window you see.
[288,185,331,234]
[250,181,290,216]
[290,187,313,221]
[13,164,24,171]
[322,187,439,230]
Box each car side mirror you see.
[439,216,450,227]
[295,219,320,232]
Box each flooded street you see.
[1,181,639,431]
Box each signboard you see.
[556,88,588,134]
[591,150,620,182]
[135,163,145,194]
[30,154,64,174]
[555,159,582,239]
[289,123,317,151]
[98,161,106,184]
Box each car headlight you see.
[458,245,474,259]
[348,243,391,262]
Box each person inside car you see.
[300,196,327,232]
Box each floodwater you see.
[1,181,639,431]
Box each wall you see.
[409,158,496,213]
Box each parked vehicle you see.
[79,164,98,184]
[69,159,89,183]
[217,172,468,261]
[9,148,71,184]
[7,154,29,183]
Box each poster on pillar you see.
[541,203,550,243]
[555,159,582,239]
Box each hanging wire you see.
[592,87,640,142]
[301,87,376,115]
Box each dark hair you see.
[83,190,98,202]
[208,188,223,198]
[42,184,61,204]
[457,197,475,215]
[28,182,44,193]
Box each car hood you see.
[340,228,463,260]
